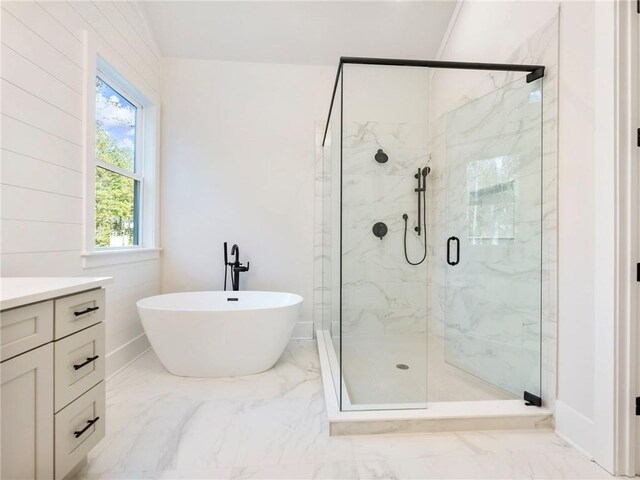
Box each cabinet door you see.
[1,344,54,480]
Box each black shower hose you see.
[403,185,428,266]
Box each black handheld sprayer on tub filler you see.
[224,242,250,291]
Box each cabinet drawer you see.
[55,381,105,480]
[54,323,105,412]
[1,301,54,362]
[54,289,105,339]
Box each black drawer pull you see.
[73,355,99,370]
[447,236,460,266]
[74,306,99,317]
[74,417,99,438]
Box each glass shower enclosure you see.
[320,58,545,411]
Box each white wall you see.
[438,0,602,464]
[555,0,596,426]
[161,58,334,337]
[0,1,162,376]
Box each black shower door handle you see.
[447,236,460,266]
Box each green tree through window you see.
[94,76,140,247]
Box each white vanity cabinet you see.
[1,343,55,480]
[0,278,111,480]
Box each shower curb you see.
[316,331,554,436]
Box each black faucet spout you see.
[226,244,249,291]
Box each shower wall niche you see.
[318,25,557,413]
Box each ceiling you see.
[140,1,458,66]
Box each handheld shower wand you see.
[413,166,430,236]
[403,166,430,265]
[223,242,229,290]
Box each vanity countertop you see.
[0,277,113,311]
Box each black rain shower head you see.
[422,166,431,177]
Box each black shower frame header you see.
[321,56,545,147]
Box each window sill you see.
[82,247,162,269]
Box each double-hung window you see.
[94,73,143,248]
[83,54,159,268]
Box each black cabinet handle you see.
[447,236,460,266]
[73,355,99,370]
[74,417,100,438]
[74,306,99,317]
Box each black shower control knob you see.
[372,222,388,240]
[374,149,388,164]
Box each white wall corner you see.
[131,2,163,60]
[435,0,464,60]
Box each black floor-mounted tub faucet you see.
[224,242,250,291]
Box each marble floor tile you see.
[455,429,573,455]
[474,452,612,479]
[231,393,354,467]
[76,340,611,480]
[356,458,438,480]
[350,432,476,460]
[254,341,322,400]
[83,468,233,479]
[231,461,359,479]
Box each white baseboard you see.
[554,400,595,459]
[106,333,151,379]
[291,321,314,339]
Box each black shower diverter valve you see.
[372,222,388,240]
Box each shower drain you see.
[396,364,409,370]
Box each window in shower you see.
[467,156,518,244]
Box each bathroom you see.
[0,0,637,479]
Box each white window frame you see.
[81,32,160,268]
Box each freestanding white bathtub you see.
[137,291,303,377]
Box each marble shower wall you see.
[427,15,559,406]
[314,66,432,337]
[340,65,430,342]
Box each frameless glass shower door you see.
[444,76,544,402]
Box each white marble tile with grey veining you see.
[77,341,610,480]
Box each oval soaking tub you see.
[137,291,303,377]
